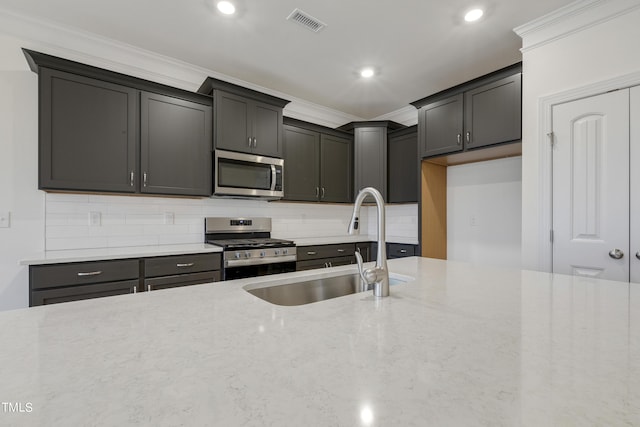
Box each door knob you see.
[609,249,624,259]
[636,252,640,260]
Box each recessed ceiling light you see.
[360,68,375,78]
[217,1,236,15]
[464,8,484,22]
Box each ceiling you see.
[0,0,574,119]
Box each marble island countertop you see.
[1,257,638,426]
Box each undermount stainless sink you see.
[243,272,410,306]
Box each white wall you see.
[447,157,522,269]
[0,36,44,310]
[518,1,640,271]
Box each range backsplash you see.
[44,193,417,251]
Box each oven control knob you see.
[234,252,241,259]
[245,251,251,258]
[274,249,281,256]
[260,251,266,258]
[283,248,288,255]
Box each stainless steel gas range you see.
[205,217,297,280]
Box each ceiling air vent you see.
[286,8,327,33]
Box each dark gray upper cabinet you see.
[283,125,320,201]
[25,49,214,197]
[463,74,522,149]
[320,134,352,203]
[354,126,387,200]
[418,94,464,158]
[388,126,418,203]
[283,119,352,203]
[39,68,138,193]
[411,63,522,159]
[140,91,212,196]
[198,78,290,158]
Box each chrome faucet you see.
[348,187,389,297]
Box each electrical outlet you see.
[0,211,10,228]
[164,212,175,225]
[89,211,101,226]
[470,215,478,227]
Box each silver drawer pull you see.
[77,270,102,277]
[337,249,345,253]
[307,251,317,255]
[176,263,195,268]
[400,249,407,254]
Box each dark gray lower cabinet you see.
[143,253,222,291]
[29,253,223,306]
[140,92,212,196]
[296,243,357,271]
[366,242,418,261]
[39,68,138,193]
[29,259,139,306]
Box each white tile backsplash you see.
[45,193,418,251]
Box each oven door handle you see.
[225,254,297,268]
[270,164,277,191]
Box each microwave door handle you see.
[270,164,277,191]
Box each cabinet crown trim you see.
[410,62,522,110]
[198,76,290,108]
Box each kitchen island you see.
[0,257,638,426]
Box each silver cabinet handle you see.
[315,187,319,197]
[147,284,152,292]
[457,134,461,145]
[324,262,328,268]
[609,249,624,259]
[176,263,195,268]
[400,249,407,253]
[337,249,345,253]
[329,262,333,267]
[321,187,325,199]
[133,285,137,294]
[130,171,134,187]
[466,131,471,143]
[143,172,148,187]
[307,251,317,255]
[253,137,257,148]
[636,252,640,260]
[77,270,102,277]
[248,137,252,147]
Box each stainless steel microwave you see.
[213,150,284,199]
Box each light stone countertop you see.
[1,257,638,426]
[19,243,223,265]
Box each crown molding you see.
[0,7,358,128]
[514,0,640,53]
[372,105,418,126]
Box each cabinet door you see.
[252,101,283,157]
[39,68,137,192]
[144,271,221,291]
[214,90,251,152]
[464,73,521,149]
[140,92,212,196]
[31,280,138,306]
[354,127,386,201]
[419,94,463,158]
[321,134,352,203]
[283,126,320,201]
[388,130,418,203]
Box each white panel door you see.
[631,86,640,283]
[552,89,629,281]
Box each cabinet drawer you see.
[144,253,221,277]
[30,259,139,290]
[297,243,356,261]
[144,271,221,291]
[387,243,416,258]
[296,256,355,272]
[31,279,138,306]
